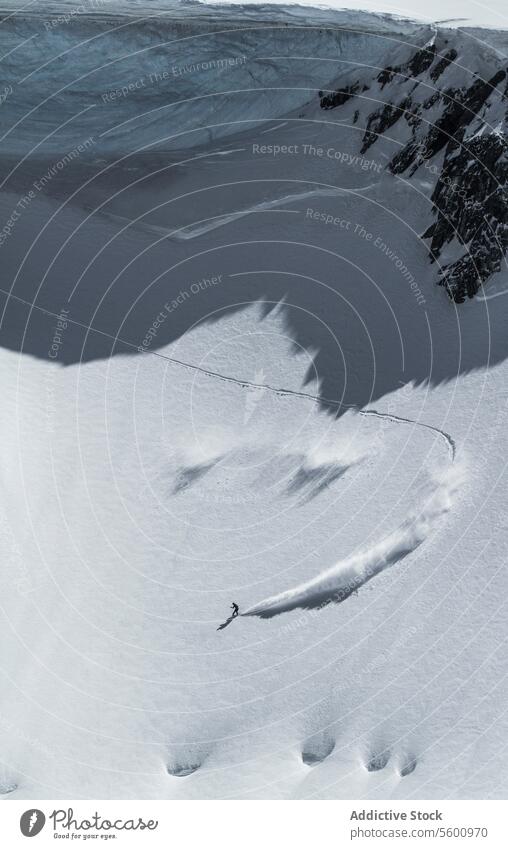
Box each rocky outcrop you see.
[376,43,436,88]
[430,48,458,82]
[320,82,362,110]
[319,34,508,302]
[361,97,412,153]
[407,43,436,77]
[388,69,507,301]
[389,70,506,173]
[423,132,508,301]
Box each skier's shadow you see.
[217,615,236,631]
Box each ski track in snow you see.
[145,343,456,622]
[0,281,456,464]
[1,283,456,463]
[476,288,508,302]
[1,287,457,622]
[360,409,456,462]
[99,184,376,242]
[260,122,288,134]
[242,465,461,619]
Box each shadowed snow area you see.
[302,732,335,765]
[1,10,508,412]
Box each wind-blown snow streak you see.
[243,466,462,618]
[123,186,373,242]
[170,188,341,240]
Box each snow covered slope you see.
[0,1,507,800]
[0,4,425,156]
[2,293,508,800]
[304,27,508,301]
[1,5,506,300]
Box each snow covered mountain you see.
[1,5,506,303]
[0,1,507,801]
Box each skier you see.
[231,602,239,618]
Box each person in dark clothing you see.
[231,602,239,618]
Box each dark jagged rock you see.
[426,133,508,302]
[361,97,412,153]
[407,43,436,77]
[389,139,421,174]
[390,70,506,174]
[377,66,398,88]
[376,43,435,89]
[422,91,441,110]
[384,68,507,301]
[320,82,359,110]
[316,36,507,302]
[404,101,422,130]
[388,71,506,174]
[430,48,458,82]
